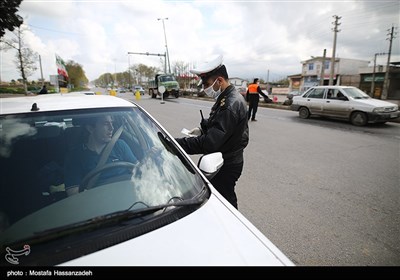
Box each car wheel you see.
[299,107,310,119]
[350,111,367,126]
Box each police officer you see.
[246,78,269,121]
[175,55,249,209]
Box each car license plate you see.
[390,112,398,118]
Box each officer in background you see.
[175,55,249,209]
[246,78,269,121]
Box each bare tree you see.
[1,25,38,93]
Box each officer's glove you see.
[188,127,202,136]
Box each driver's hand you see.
[189,127,202,136]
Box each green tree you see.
[0,0,23,38]
[130,63,159,84]
[65,60,89,88]
[93,73,113,88]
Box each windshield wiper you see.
[6,196,205,247]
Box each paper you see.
[181,128,196,137]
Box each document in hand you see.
[181,128,197,137]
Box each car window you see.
[0,107,204,244]
[304,88,325,99]
[342,87,370,99]
[327,89,340,99]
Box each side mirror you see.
[198,152,224,180]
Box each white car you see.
[291,86,400,126]
[0,94,293,266]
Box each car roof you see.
[0,94,136,115]
[309,86,355,89]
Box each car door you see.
[303,88,325,115]
[322,88,352,118]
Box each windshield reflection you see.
[0,107,204,244]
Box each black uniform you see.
[176,85,249,208]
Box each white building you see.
[299,57,369,91]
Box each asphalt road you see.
[110,90,400,266]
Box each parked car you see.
[291,86,400,126]
[0,94,293,266]
[133,85,145,95]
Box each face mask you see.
[203,78,221,99]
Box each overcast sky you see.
[1,0,399,83]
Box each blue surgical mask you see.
[203,79,221,99]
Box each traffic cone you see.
[135,90,141,100]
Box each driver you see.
[64,115,138,196]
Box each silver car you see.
[291,86,400,126]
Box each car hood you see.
[61,192,294,266]
[352,98,398,108]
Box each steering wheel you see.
[80,146,163,191]
[80,161,137,191]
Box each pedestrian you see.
[38,85,48,94]
[175,55,249,209]
[246,78,269,121]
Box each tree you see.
[65,60,89,89]
[93,73,114,88]
[131,63,159,84]
[1,26,38,93]
[0,0,23,38]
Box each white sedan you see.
[291,86,400,126]
[0,94,293,266]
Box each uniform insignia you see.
[220,97,226,107]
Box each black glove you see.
[200,118,208,134]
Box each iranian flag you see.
[55,54,69,78]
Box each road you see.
[104,89,400,266]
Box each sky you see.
[1,0,399,84]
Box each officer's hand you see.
[189,127,202,136]
[200,118,208,134]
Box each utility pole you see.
[320,49,326,85]
[371,52,386,97]
[127,53,131,90]
[39,54,44,86]
[329,15,341,85]
[381,25,397,99]
[157,18,171,74]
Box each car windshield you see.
[159,75,174,82]
[0,107,204,245]
[342,87,370,99]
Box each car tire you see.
[350,111,367,126]
[299,107,310,119]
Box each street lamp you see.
[127,53,132,91]
[157,17,171,74]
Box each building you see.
[359,63,400,100]
[230,77,248,89]
[288,56,400,100]
[298,57,369,91]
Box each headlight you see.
[373,106,398,113]
[373,107,386,113]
